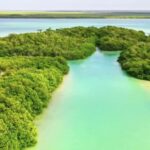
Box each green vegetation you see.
[56,26,147,50]
[0,56,69,149]
[0,11,150,18]
[118,43,150,80]
[0,25,150,149]
[0,29,95,59]
[0,27,95,150]
[96,26,147,51]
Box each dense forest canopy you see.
[0,26,150,149]
[118,42,150,80]
[0,56,68,149]
[0,29,95,59]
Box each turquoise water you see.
[30,50,150,150]
[1,19,150,150]
[1,19,150,36]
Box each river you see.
[1,19,150,150]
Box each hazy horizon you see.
[1,10,150,12]
[0,0,149,11]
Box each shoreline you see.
[139,79,150,92]
[0,11,150,19]
[0,17,150,19]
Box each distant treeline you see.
[0,26,150,149]
[0,11,150,18]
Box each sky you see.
[0,0,149,11]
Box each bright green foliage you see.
[0,56,68,74]
[0,94,37,150]
[0,57,68,149]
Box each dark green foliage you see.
[56,26,147,52]
[0,30,96,59]
[96,26,147,51]
[56,26,98,38]
[0,26,146,58]
[118,43,150,80]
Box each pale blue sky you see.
[0,0,149,11]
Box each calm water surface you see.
[1,19,150,36]
[1,19,150,150]
[30,50,150,150]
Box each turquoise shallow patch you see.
[30,50,150,150]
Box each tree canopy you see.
[0,26,149,149]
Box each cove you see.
[29,50,150,150]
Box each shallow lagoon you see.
[1,19,150,150]
[30,50,150,150]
